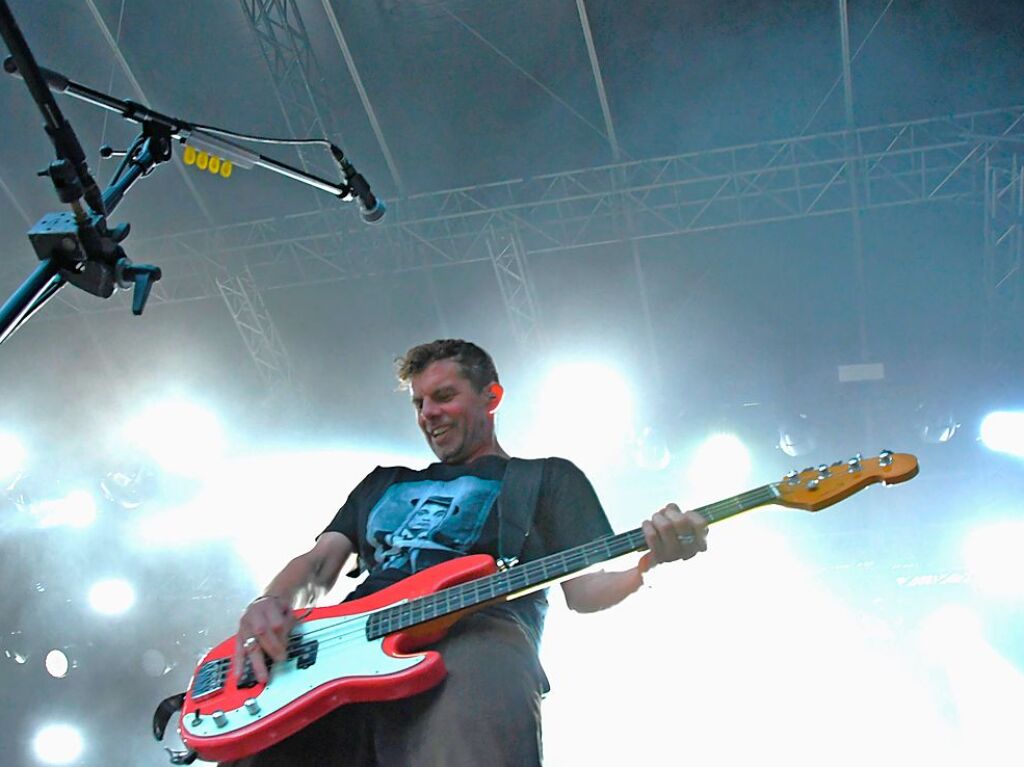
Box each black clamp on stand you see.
[28,121,167,315]
[0,0,163,344]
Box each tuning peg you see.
[847,455,862,473]
[878,449,894,467]
[806,479,820,490]
[784,470,800,486]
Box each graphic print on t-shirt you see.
[366,475,502,573]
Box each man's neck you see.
[448,440,509,465]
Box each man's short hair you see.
[396,339,499,392]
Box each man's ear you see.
[487,382,504,414]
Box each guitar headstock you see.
[774,450,919,511]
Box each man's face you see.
[410,359,495,464]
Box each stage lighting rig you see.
[0,0,384,347]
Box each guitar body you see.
[179,554,498,763]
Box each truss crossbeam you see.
[19,106,1022,316]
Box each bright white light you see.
[34,490,97,529]
[87,578,136,616]
[133,447,422,591]
[123,399,226,477]
[44,649,69,678]
[918,604,984,660]
[531,362,634,469]
[0,432,26,483]
[980,411,1024,457]
[32,724,84,765]
[686,433,752,498]
[964,521,1024,599]
[632,425,671,471]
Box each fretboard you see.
[366,483,779,640]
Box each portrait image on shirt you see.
[366,475,502,573]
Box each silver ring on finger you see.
[243,636,259,652]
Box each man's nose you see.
[420,399,442,420]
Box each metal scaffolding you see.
[983,152,1024,378]
[216,266,295,395]
[487,228,542,347]
[33,105,1024,317]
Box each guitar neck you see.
[366,483,779,639]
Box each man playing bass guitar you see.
[221,339,708,766]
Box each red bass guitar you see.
[174,451,918,762]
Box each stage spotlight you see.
[141,648,173,677]
[100,459,158,510]
[123,399,226,477]
[778,414,817,457]
[964,521,1024,600]
[2,630,29,665]
[914,402,959,444]
[32,724,84,765]
[0,431,26,483]
[34,490,97,529]
[980,411,1024,457]
[687,433,752,496]
[87,578,136,616]
[534,361,634,467]
[44,649,71,679]
[632,425,671,471]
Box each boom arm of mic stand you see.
[2,56,378,213]
[0,259,65,346]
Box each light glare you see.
[964,521,1024,599]
[979,411,1024,457]
[0,432,26,482]
[532,362,634,469]
[44,649,70,678]
[32,724,84,765]
[687,433,752,497]
[34,490,97,529]
[87,578,136,616]
[123,399,226,477]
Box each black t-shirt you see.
[321,455,613,646]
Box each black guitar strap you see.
[495,457,548,566]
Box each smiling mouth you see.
[429,426,452,440]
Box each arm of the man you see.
[561,505,707,613]
[234,531,354,682]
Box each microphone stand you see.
[0,0,382,347]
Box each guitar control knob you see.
[244,698,261,716]
[212,710,228,728]
[879,449,894,467]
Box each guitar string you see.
[218,484,779,680]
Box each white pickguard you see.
[185,611,425,738]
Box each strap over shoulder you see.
[496,457,548,565]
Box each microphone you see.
[330,145,386,223]
[349,172,386,223]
